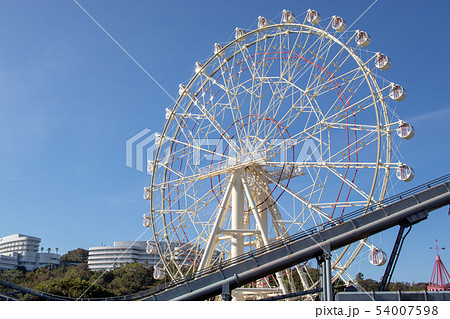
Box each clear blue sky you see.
[0,0,449,283]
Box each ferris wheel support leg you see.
[318,245,334,301]
[198,175,235,271]
[232,170,245,259]
[232,170,245,301]
[241,175,288,295]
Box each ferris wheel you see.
[143,9,415,299]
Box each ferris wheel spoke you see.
[179,182,220,214]
[245,83,284,145]
[247,169,290,238]
[254,77,327,147]
[234,41,264,132]
[323,74,367,121]
[306,44,357,97]
[186,176,231,215]
[159,179,234,270]
[280,30,303,80]
[250,44,309,142]
[277,103,323,147]
[288,30,328,80]
[287,37,335,105]
[303,36,334,93]
[165,135,230,164]
[262,119,327,159]
[250,81,313,152]
[332,240,367,284]
[327,131,378,163]
[254,166,332,221]
[322,121,379,132]
[249,32,318,138]
[248,168,313,237]
[310,67,365,100]
[155,173,230,225]
[317,51,378,99]
[184,92,242,154]
[214,60,253,151]
[260,102,378,153]
[326,166,373,203]
[286,31,359,120]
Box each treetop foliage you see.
[60,248,89,263]
[0,262,164,299]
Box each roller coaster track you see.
[1,174,449,301]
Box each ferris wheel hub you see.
[197,151,268,180]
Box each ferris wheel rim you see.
[146,14,403,289]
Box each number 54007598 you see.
[375,306,438,316]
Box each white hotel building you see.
[88,241,215,272]
[88,241,162,271]
[0,234,61,271]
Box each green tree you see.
[35,277,113,299]
[355,272,364,285]
[107,263,156,295]
[60,248,89,263]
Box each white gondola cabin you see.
[143,216,151,227]
[214,43,224,56]
[178,84,187,96]
[143,188,151,200]
[389,84,407,102]
[397,121,415,140]
[332,16,346,32]
[146,242,157,254]
[235,27,246,39]
[165,108,172,120]
[282,10,295,23]
[154,133,162,146]
[375,53,391,71]
[307,9,321,25]
[356,31,371,47]
[258,16,270,28]
[153,267,165,280]
[369,248,387,266]
[195,62,203,74]
[396,164,415,182]
[147,160,157,174]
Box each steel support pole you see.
[222,283,232,301]
[241,175,288,295]
[324,251,333,301]
[232,170,244,300]
[232,170,244,259]
[318,246,333,301]
[198,175,235,271]
[379,223,412,291]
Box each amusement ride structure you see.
[142,9,418,300]
[428,240,450,292]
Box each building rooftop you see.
[0,234,41,243]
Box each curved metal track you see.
[1,174,449,301]
[142,174,450,300]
